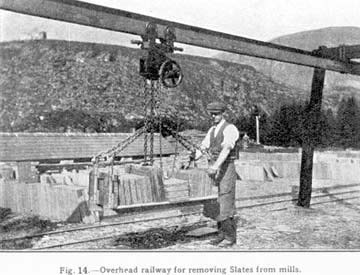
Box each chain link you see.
[156,82,163,171]
[90,68,210,173]
[160,123,212,159]
[143,79,151,163]
[171,113,180,175]
[90,127,146,206]
[149,81,156,164]
[92,127,147,165]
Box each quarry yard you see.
[166,196,360,250]
[1,177,360,250]
[1,149,360,250]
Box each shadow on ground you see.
[0,207,60,249]
[113,223,216,249]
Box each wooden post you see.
[298,67,326,207]
[255,116,260,144]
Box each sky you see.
[1,0,360,56]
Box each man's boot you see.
[210,220,225,245]
[218,218,236,247]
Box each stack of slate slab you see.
[89,165,217,208]
[89,165,166,208]
[0,179,89,222]
[0,165,15,180]
[124,164,165,202]
[173,168,216,198]
[163,178,190,202]
[113,173,155,206]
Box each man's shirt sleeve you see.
[221,124,239,149]
[195,126,213,159]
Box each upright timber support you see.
[298,67,326,207]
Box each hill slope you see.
[217,27,360,98]
[0,39,337,131]
[0,39,306,131]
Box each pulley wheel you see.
[159,59,183,88]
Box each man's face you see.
[209,111,223,125]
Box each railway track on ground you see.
[240,187,360,211]
[1,183,359,250]
[0,209,210,250]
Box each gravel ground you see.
[0,209,63,249]
[162,199,360,250]
[32,213,212,250]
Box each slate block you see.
[174,168,213,197]
[186,227,218,237]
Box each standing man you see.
[194,101,239,247]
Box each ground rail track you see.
[1,182,359,250]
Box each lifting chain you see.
[160,122,212,160]
[142,79,160,165]
[90,127,146,208]
[171,114,180,175]
[156,82,163,171]
[90,23,186,208]
[149,81,156,164]
[143,80,149,163]
[92,127,147,165]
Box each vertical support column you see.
[255,115,260,144]
[298,67,326,207]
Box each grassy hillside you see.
[1,39,306,132]
[217,27,360,101]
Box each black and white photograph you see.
[0,0,360,274]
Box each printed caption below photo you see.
[59,265,301,275]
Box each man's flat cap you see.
[207,101,226,112]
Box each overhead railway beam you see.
[320,44,360,60]
[1,0,360,75]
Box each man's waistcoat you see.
[209,121,238,161]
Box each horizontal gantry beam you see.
[346,45,360,59]
[320,45,360,60]
[1,0,360,75]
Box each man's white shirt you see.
[196,119,239,159]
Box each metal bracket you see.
[312,45,349,62]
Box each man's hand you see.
[189,150,196,161]
[207,166,218,176]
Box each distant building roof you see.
[0,132,175,162]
